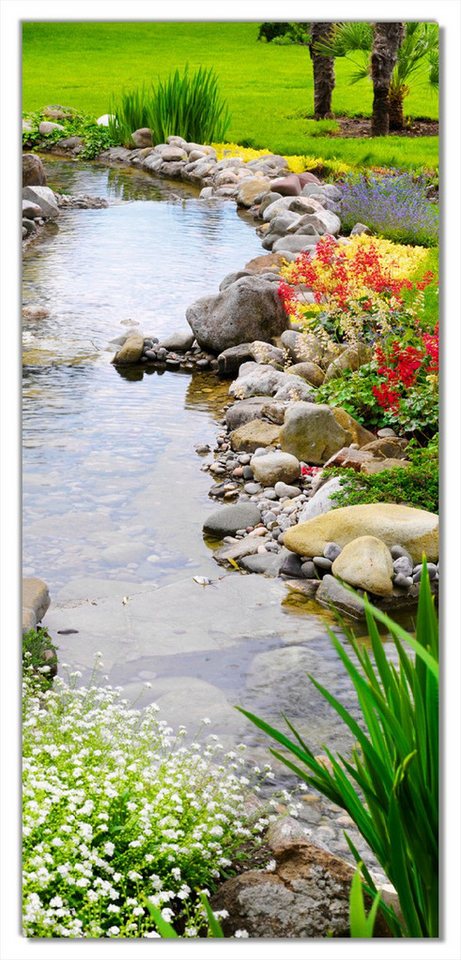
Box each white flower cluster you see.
[23,672,279,938]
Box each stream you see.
[23,160,371,763]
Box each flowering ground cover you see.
[22,662,290,938]
[340,172,439,246]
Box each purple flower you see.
[339,173,438,246]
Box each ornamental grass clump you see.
[239,564,439,938]
[340,173,439,246]
[22,667,282,938]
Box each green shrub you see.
[22,666,282,938]
[324,436,439,513]
[239,565,439,937]
[317,363,384,428]
[22,627,57,686]
[22,110,118,159]
[109,66,231,147]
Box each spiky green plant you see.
[238,563,438,938]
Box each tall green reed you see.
[109,65,230,147]
[238,563,438,938]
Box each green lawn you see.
[22,21,439,171]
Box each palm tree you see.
[309,22,336,118]
[314,21,438,132]
[371,22,405,135]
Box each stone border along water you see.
[22,137,439,620]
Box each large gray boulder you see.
[280,402,347,464]
[22,186,59,219]
[22,154,47,187]
[186,276,289,354]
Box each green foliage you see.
[109,66,231,147]
[146,893,224,938]
[324,436,439,513]
[22,626,57,685]
[258,22,311,45]
[317,363,384,428]
[22,109,118,159]
[349,866,382,937]
[22,22,438,173]
[238,565,439,937]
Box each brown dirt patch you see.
[330,115,438,138]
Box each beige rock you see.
[230,419,280,453]
[283,503,439,563]
[323,342,372,382]
[287,361,325,387]
[281,330,324,365]
[236,177,271,207]
[250,451,300,486]
[361,458,410,475]
[331,535,394,596]
[279,402,346,465]
[331,407,375,447]
[361,437,409,460]
[112,334,144,365]
[23,577,50,632]
[244,253,286,274]
[131,127,153,148]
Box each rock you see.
[260,399,290,424]
[296,209,341,236]
[22,200,43,219]
[211,839,364,939]
[390,544,413,564]
[323,446,375,471]
[279,552,305,578]
[218,344,256,377]
[273,375,315,403]
[39,120,65,135]
[54,136,84,153]
[22,119,33,133]
[324,542,342,561]
[158,330,195,352]
[330,408,375,447]
[393,556,413,578]
[316,575,366,619]
[23,577,50,633]
[131,127,153,147]
[280,402,347,465]
[281,330,324,365]
[186,276,288,354]
[324,343,372,382]
[298,172,321,186]
[377,427,397,438]
[22,218,36,236]
[225,397,271,430]
[274,482,301,499]
[361,437,408,459]
[229,364,283,400]
[213,536,265,565]
[22,185,59,219]
[203,503,261,537]
[283,503,439,564]
[393,573,413,589]
[230,420,280,453]
[297,477,343,522]
[112,333,144,365]
[155,145,188,162]
[285,578,321,598]
[350,222,372,236]
[250,452,300,486]
[361,458,410,475]
[269,174,302,196]
[239,553,282,576]
[273,235,320,254]
[300,560,316,578]
[250,341,285,368]
[236,177,271,206]
[287,361,325,387]
[331,535,394,596]
[97,114,113,126]
[22,154,47,187]
[244,253,286,274]
[43,105,74,120]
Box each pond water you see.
[23,160,373,763]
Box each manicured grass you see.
[22,22,438,171]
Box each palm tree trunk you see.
[371,22,405,136]
[389,88,405,130]
[310,22,335,119]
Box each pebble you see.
[262,488,277,500]
[377,427,396,437]
[244,482,261,495]
[242,466,254,480]
[313,556,333,571]
[274,481,302,499]
[280,553,304,578]
[157,347,167,360]
[232,466,244,478]
[390,544,413,563]
[393,574,413,589]
[323,542,342,561]
[144,349,158,360]
[195,444,210,455]
[238,454,251,465]
[393,556,413,577]
[196,359,209,369]
[301,560,316,579]
[413,563,437,582]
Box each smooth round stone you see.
[393,556,413,578]
[280,553,304,578]
[301,560,316,579]
[393,574,413,589]
[263,488,277,500]
[244,482,262,495]
[377,428,396,438]
[166,358,181,368]
[262,511,277,526]
[196,359,209,369]
[313,556,333,571]
[413,563,437,582]
[390,544,414,564]
[274,482,302,499]
[242,466,254,480]
[253,446,274,457]
[323,542,342,561]
[156,347,167,360]
[232,466,244,478]
[144,349,158,360]
[239,454,251,465]
[271,527,281,540]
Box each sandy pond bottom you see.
[23,160,390,765]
